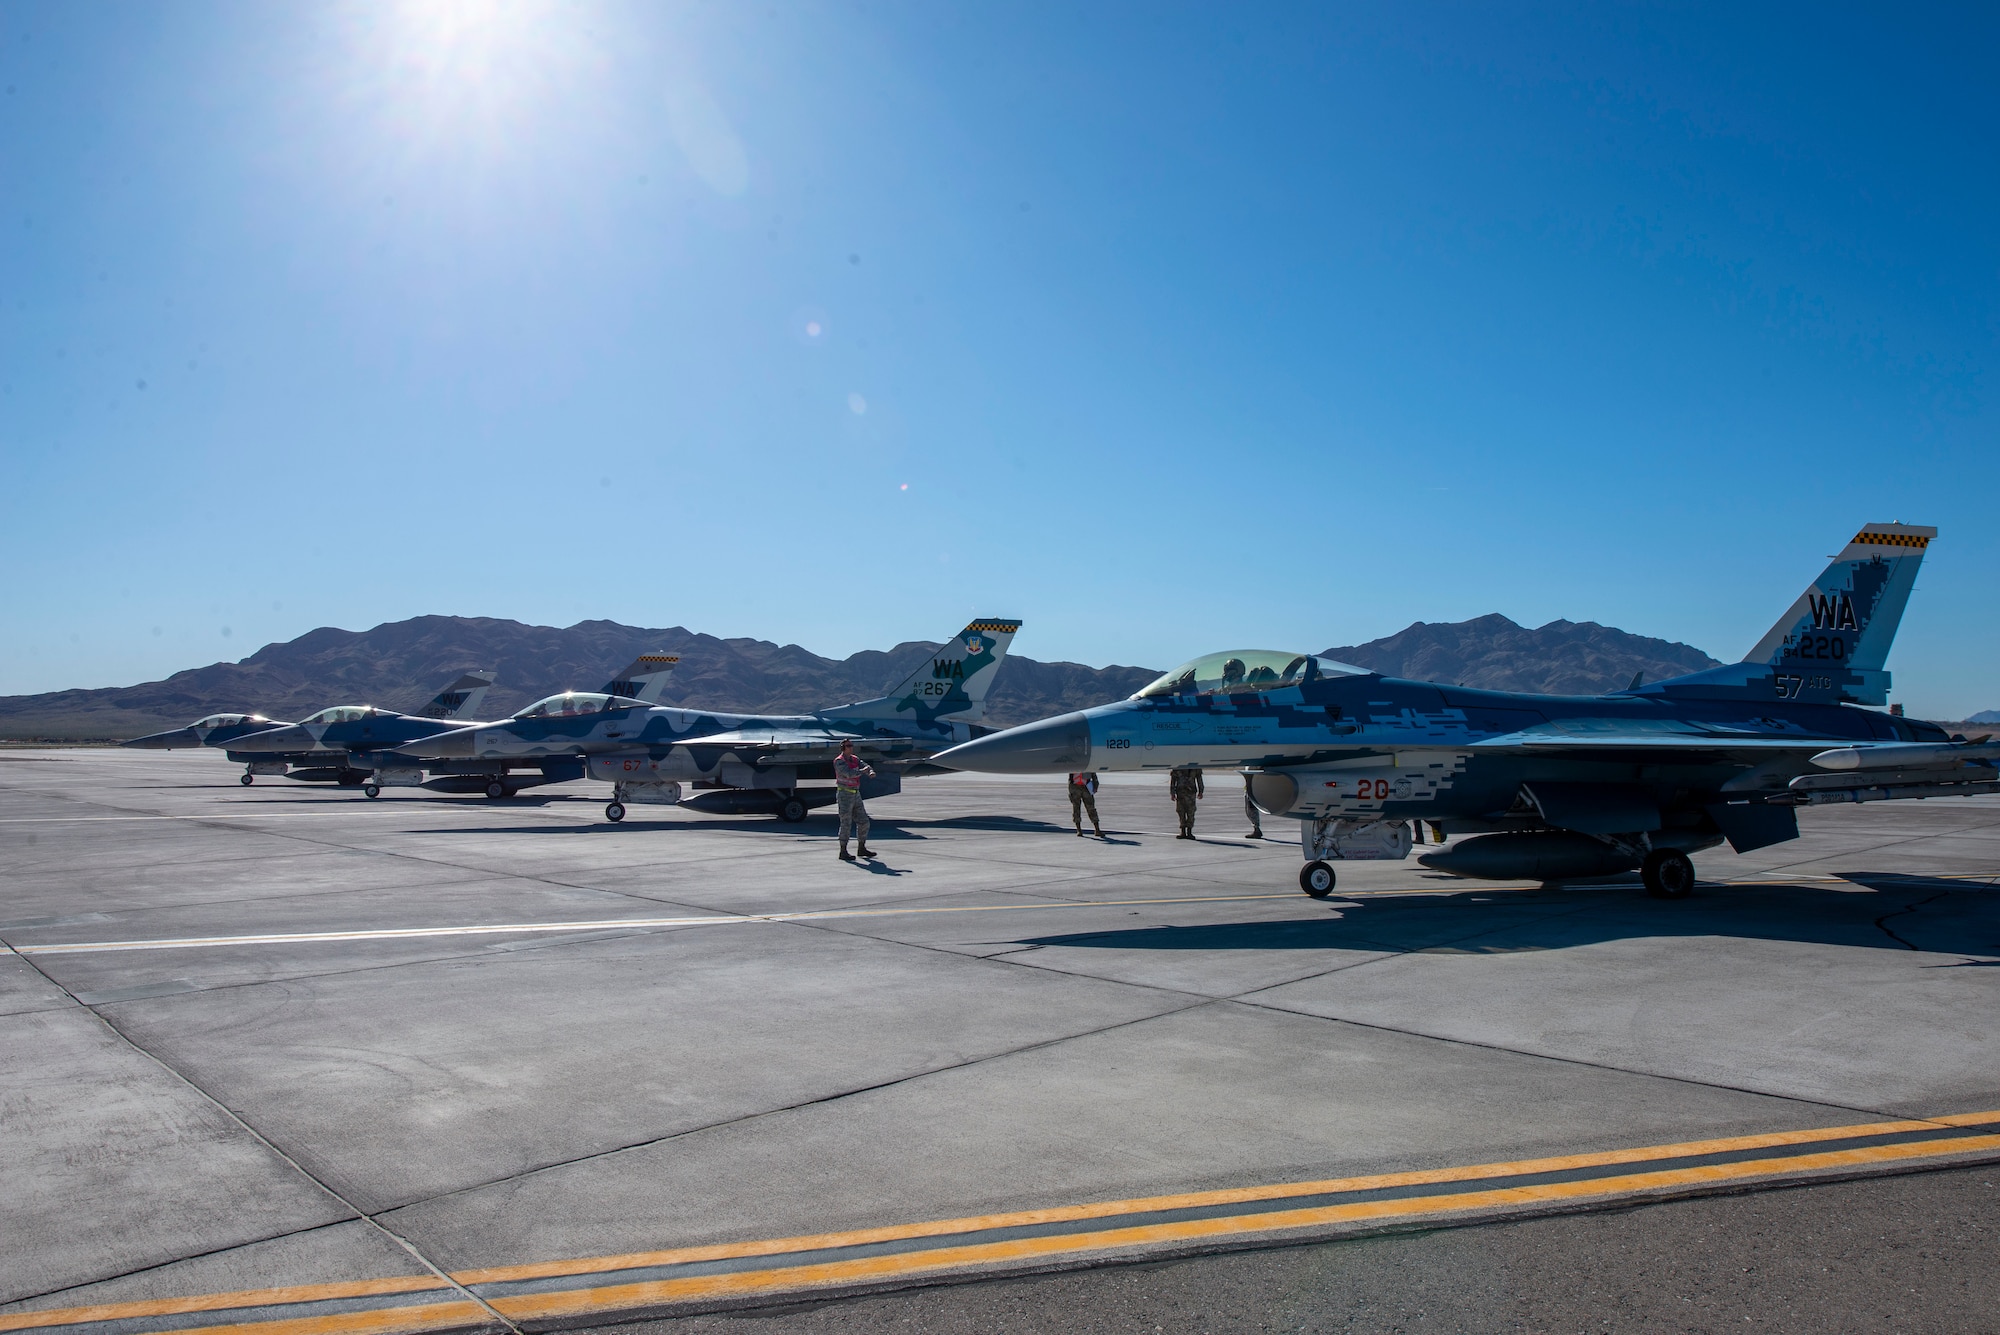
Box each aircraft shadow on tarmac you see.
[1004,876,2000,960]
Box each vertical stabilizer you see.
[417,671,496,720]
[1643,524,1933,705]
[601,653,681,703]
[824,619,1023,724]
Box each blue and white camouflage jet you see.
[123,712,292,753]
[352,654,682,799]
[217,671,498,788]
[936,526,1993,899]
[397,620,1022,822]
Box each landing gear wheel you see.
[605,802,626,823]
[485,780,507,799]
[778,796,808,823]
[240,773,254,786]
[363,783,381,799]
[1642,848,1696,899]
[1300,860,1337,898]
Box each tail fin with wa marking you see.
[823,619,1022,724]
[1641,524,1933,706]
[417,670,496,719]
[601,653,681,703]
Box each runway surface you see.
[2,750,1996,1330]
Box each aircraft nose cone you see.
[122,726,198,749]
[228,725,310,753]
[934,711,1090,774]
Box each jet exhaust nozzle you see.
[1417,831,1642,882]
[932,712,1091,774]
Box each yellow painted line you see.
[14,1114,1999,1334]
[451,1110,2000,1284]
[0,1281,449,1333]
[489,1133,2000,1321]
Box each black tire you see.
[363,783,381,799]
[240,772,254,786]
[779,796,808,823]
[1300,860,1337,897]
[605,802,626,823]
[1643,848,1696,899]
[485,780,507,799]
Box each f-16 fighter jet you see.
[398,620,1022,821]
[936,526,1994,899]
[123,713,292,753]
[353,653,681,798]
[218,671,497,788]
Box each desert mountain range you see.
[0,614,1733,740]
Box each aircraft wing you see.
[1465,731,1839,753]
[664,730,932,758]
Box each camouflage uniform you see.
[1068,772,1101,836]
[1243,774,1263,838]
[1169,766,1203,838]
[833,752,873,858]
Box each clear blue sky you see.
[4,2,1995,716]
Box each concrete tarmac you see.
[1,750,1996,1329]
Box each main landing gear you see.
[778,795,809,823]
[1642,848,1696,899]
[1300,861,1337,897]
[363,783,381,799]
[239,772,254,786]
[484,780,508,800]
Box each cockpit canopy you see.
[302,706,376,725]
[512,691,647,719]
[1134,650,1369,700]
[196,713,272,727]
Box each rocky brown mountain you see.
[0,612,1726,740]
[0,617,1160,740]
[1325,614,1722,696]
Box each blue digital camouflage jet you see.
[122,712,293,754]
[936,525,1994,899]
[350,653,681,799]
[200,671,498,787]
[397,619,1022,821]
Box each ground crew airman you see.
[833,739,875,861]
[1242,774,1263,838]
[1068,771,1102,836]
[1169,765,1203,838]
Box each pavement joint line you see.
[10,1112,1998,1334]
[5,895,1308,955]
[0,950,526,1335]
[19,871,2000,957]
